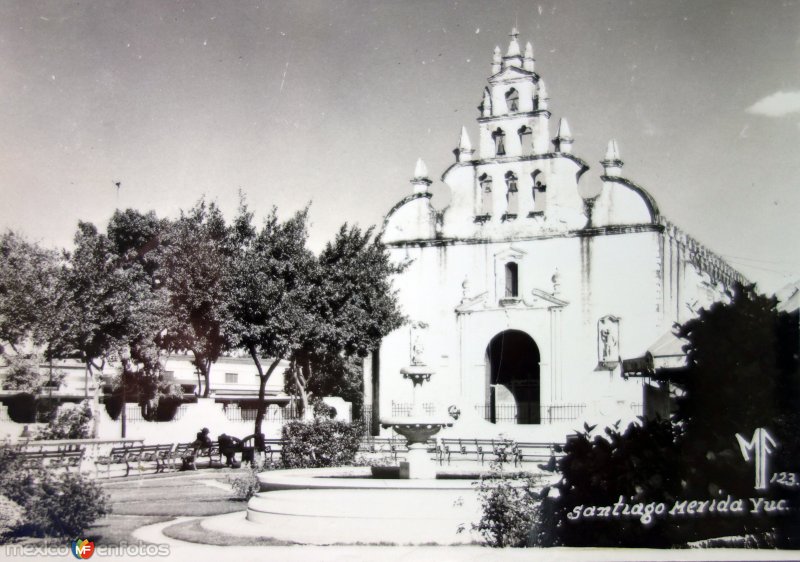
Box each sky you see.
[0,0,798,293]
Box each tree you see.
[668,283,800,546]
[48,221,167,436]
[228,205,316,436]
[287,225,406,419]
[0,231,60,355]
[536,283,800,547]
[157,199,235,397]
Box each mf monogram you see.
[735,427,777,491]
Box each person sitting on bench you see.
[183,427,212,470]
[218,433,243,468]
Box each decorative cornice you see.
[386,223,664,249]
[599,175,660,222]
[659,217,748,288]
[477,110,550,124]
[441,152,589,182]
[380,192,433,234]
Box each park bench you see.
[182,441,222,470]
[473,438,516,465]
[95,443,175,477]
[170,442,195,470]
[261,438,284,462]
[95,444,140,478]
[439,438,470,464]
[21,447,85,471]
[366,437,403,460]
[133,444,175,475]
[511,442,563,469]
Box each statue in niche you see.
[410,321,429,366]
[598,315,620,365]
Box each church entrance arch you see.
[486,330,541,424]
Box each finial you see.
[601,139,624,176]
[523,41,535,72]
[557,118,572,139]
[410,158,432,193]
[458,126,472,152]
[553,118,574,153]
[461,276,471,302]
[605,139,620,161]
[454,126,475,163]
[413,158,429,179]
[506,29,521,59]
[552,269,561,296]
[480,88,492,116]
[491,46,502,74]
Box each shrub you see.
[0,445,109,538]
[228,463,264,501]
[5,393,37,423]
[468,463,541,547]
[281,419,364,468]
[0,494,24,538]
[21,471,108,538]
[37,400,92,440]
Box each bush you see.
[281,419,364,468]
[104,395,123,420]
[0,494,24,538]
[534,420,684,548]
[0,446,109,538]
[227,462,268,501]
[21,471,108,538]
[468,463,541,547]
[37,400,92,440]
[5,393,37,423]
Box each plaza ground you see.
[6,468,800,561]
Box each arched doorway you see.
[486,330,540,424]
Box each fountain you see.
[240,324,485,545]
[379,359,452,479]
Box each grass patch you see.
[161,518,296,546]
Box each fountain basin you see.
[246,466,483,545]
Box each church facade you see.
[367,30,746,439]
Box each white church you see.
[365,30,746,440]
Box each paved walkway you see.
[131,517,800,562]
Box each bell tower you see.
[477,28,551,160]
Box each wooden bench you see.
[22,448,85,471]
[362,437,403,460]
[95,444,140,478]
[261,439,284,462]
[95,444,175,477]
[184,441,221,470]
[170,442,195,470]
[440,438,470,464]
[132,444,175,475]
[512,442,563,468]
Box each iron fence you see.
[221,403,300,423]
[361,404,373,435]
[123,403,189,423]
[472,402,587,424]
[390,401,436,417]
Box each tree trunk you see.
[192,352,211,398]
[291,356,314,421]
[250,346,281,438]
[202,357,211,398]
[86,361,100,438]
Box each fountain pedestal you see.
[380,365,452,479]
